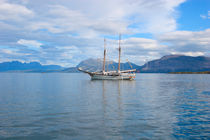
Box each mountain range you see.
[0,61,63,72]
[139,55,210,73]
[0,55,210,73]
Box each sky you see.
[0,0,209,67]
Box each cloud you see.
[1,0,186,35]
[200,11,210,19]
[158,29,210,56]
[124,38,166,50]
[2,0,210,67]
[0,0,33,21]
[0,47,34,63]
[171,51,204,56]
[26,4,130,37]
[209,11,210,19]
[56,46,82,59]
[17,39,43,50]
[200,15,207,19]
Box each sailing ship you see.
[78,35,136,80]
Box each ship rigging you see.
[78,35,136,80]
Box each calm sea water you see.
[0,73,209,140]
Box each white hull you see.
[90,73,135,80]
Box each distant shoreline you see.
[169,71,210,74]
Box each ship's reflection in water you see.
[90,80,137,140]
[0,73,209,140]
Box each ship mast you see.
[118,34,121,73]
[103,38,106,74]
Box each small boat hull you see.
[90,73,135,80]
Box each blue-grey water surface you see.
[0,73,209,140]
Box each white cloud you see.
[1,0,186,36]
[208,11,210,19]
[124,38,166,50]
[200,15,207,19]
[0,0,33,21]
[3,0,210,67]
[171,51,204,56]
[17,39,42,50]
[158,29,210,55]
[0,48,31,58]
[57,46,82,59]
[1,49,15,55]
[200,11,210,19]
[26,4,130,36]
